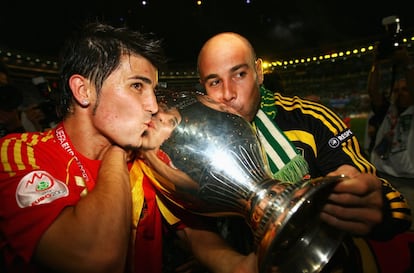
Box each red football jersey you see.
[0,124,100,272]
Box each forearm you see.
[80,146,132,260]
[182,227,257,273]
[35,146,132,273]
[367,61,385,110]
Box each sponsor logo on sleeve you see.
[16,171,69,208]
[328,128,353,149]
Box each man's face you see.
[90,54,159,150]
[393,78,414,109]
[141,103,182,150]
[198,36,263,122]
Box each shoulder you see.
[275,93,346,127]
[1,130,55,149]
[0,130,57,169]
[274,93,334,113]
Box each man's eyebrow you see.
[203,63,249,81]
[131,75,153,85]
[230,63,249,72]
[204,73,219,81]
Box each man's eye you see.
[236,71,246,78]
[132,82,143,89]
[169,118,178,128]
[209,80,219,87]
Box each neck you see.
[62,116,112,160]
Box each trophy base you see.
[256,176,345,273]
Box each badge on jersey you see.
[16,170,69,208]
[328,128,353,148]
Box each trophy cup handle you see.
[256,175,347,273]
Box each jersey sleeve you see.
[275,94,412,239]
[303,101,412,239]
[0,133,85,264]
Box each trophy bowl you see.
[147,91,345,273]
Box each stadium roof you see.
[1,0,413,66]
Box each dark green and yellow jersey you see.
[272,92,411,239]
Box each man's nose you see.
[146,94,159,114]
[221,81,236,102]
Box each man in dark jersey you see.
[197,32,412,271]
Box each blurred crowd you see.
[0,60,59,138]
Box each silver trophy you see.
[148,91,345,273]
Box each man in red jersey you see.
[0,23,258,273]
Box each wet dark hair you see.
[57,22,166,118]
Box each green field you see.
[350,117,368,148]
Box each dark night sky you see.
[1,1,413,67]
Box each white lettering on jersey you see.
[328,129,353,148]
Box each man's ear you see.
[69,74,91,107]
[255,58,264,85]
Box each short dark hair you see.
[57,22,166,118]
